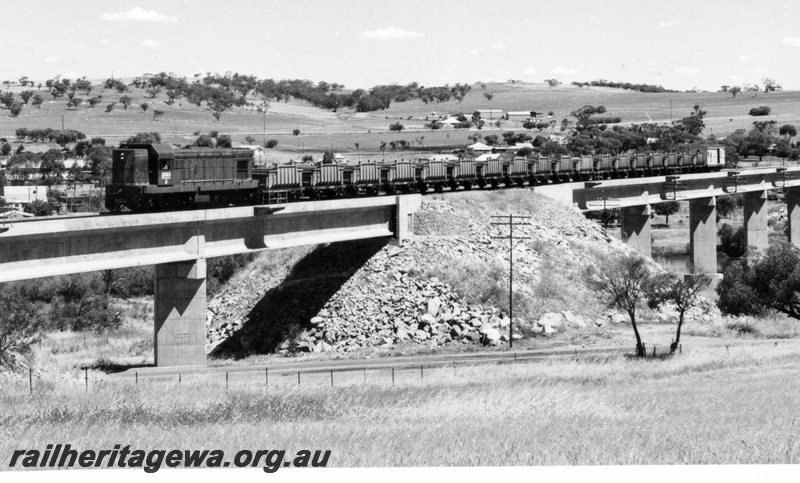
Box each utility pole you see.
[491,214,531,349]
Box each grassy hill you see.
[1,80,799,161]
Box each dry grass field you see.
[2,341,800,466]
[3,80,800,157]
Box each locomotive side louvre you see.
[577,155,593,173]
[617,154,631,170]
[594,155,612,172]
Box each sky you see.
[1,0,799,91]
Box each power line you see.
[491,214,531,349]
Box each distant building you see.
[476,109,504,120]
[475,153,503,161]
[466,142,494,153]
[3,185,48,211]
[507,111,538,122]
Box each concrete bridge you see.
[535,166,800,273]
[0,195,421,366]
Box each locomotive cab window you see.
[161,159,170,170]
[236,160,249,179]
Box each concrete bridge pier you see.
[743,189,768,253]
[786,188,800,247]
[154,259,207,367]
[620,204,651,258]
[689,197,717,274]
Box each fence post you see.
[420,365,423,380]
[265,368,269,388]
[84,368,88,391]
[226,372,229,390]
[330,370,334,388]
[135,371,138,385]
[392,368,395,386]
[178,373,181,384]
[363,367,366,384]
[29,368,33,394]
[297,372,300,386]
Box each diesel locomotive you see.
[104,143,725,212]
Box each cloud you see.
[491,43,509,50]
[551,66,577,75]
[44,56,59,64]
[739,55,754,61]
[101,7,177,22]
[469,49,480,56]
[359,27,424,40]
[659,20,679,27]
[781,37,800,47]
[524,68,537,76]
[728,75,743,81]
[675,66,700,76]
[142,39,160,48]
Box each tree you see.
[730,86,742,98]
[19,90,34,104]
[9,103,22,117]
[717,242,800,319]
[718,223,746,257]
[779,124,797,138]
[0,286,44,370]
[140,102,149,113]
[119,95,132,110]
[31,94,43,108]
[195,134,214,147]
[389,122,404,132]
[216,134,232,148]
[266,139,278,148]
[484,91,494,101]
[105,102,116,113]
[545,79,561,88]
[212,111,221,121]
[125,132,161,144]
[646,272,712,353]
[152,109,164,121]
[762,77,781,93]
[587,253,652,357]
[715,194,739,220]
[0,92,14,108]
[653,201,680,225]
[749,106,771,116]
[292,128,300,136]
[40,148,65,176]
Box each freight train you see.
[104,143,726,212]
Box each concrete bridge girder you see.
[0,195,422,367]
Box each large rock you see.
[479,324,501,345]
[563,311,587,328]
[427,297,442,317]
[538,312,565,329]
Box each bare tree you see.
[587,253,651,357]
[647,272,712,353]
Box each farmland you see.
[3,80,800,160]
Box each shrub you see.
[25,199,52,217]
[389,122,404,132]
[292,129,300,136]
[266,139,278,148]
[749,106,771,116]
[718,223,746,257]
[0,286,45,370]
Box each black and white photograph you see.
[1,1,799,481]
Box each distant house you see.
[466,142,494,153]
[548,135,568,145]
